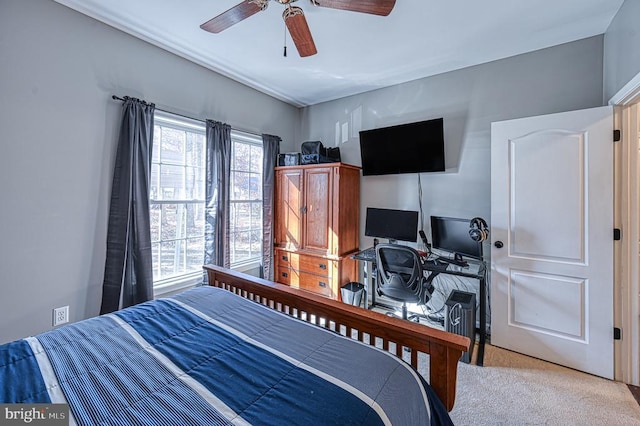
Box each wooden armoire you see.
[273,163,360,300]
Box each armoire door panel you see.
[275,169,304,250]
[303,167,332,252]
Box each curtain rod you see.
[111,95,260,137]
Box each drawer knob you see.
[319,282,327,287]
[282,255,288,261]
[319,264,327,270]
[282,272,288,278]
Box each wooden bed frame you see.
[204,265,470,411]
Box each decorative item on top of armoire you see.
[300,140,341,164]
[274,163,360,300]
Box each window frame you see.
[229,130,264,272]
[150,111,207,297]
[148,113,265,296]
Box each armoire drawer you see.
[276,250,332,276]
[298,256,331,275]
[277,251,293,267]
[275,265,333,298]
[297,272,332,297]
[276,265,293,285]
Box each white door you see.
[491,106,614,379]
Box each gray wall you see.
[299,36,605,252]
[0,0,299,344]
[604,0,640,101]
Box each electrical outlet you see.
[53,306,69,327]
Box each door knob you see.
[494,241,504,249]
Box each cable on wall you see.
[418,174,424,231]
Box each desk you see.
[351,248,488,366]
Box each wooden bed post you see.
[204,265,468,412]
[429,343,462,411]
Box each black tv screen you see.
[359,118,445,176]
[365,208,419,243]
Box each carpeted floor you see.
[370,303,640,424]
[422,344,640,425]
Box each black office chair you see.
[375,244,434,321]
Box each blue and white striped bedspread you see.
[0,286,452,425]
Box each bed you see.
[0,265,469,425]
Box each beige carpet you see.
[420,344,640,425]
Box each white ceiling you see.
[54,0,624,107]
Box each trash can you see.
[341,282,365,307]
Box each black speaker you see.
[469,217,489,242]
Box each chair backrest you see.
[375,244,424,302]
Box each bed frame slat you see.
[204,265,469,411]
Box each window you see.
[149,112,264,294]
[230,131,263,268]
[150,112,206,293]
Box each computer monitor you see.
[430,216,481,259]
[365,208,419,243]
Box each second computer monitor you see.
[430,216,481,259]
[365,208,419,243]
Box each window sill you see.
[153,272,203,298]
[231,260,262,275]
[153,260,262,299]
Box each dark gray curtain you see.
[261,134,281,280]
[204,120,231,269]
[100,97,155,314]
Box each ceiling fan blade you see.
[283,7,317,57]
[200,1,268,33]
[311,0,396,16]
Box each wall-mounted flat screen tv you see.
[359,118,445,176]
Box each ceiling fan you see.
[200,0,396,57]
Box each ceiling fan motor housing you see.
[283,5,304,19]
[249,0,270,10]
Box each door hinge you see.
[614,228,622,241]
[614,129,621,142]
[614,327,622,340]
